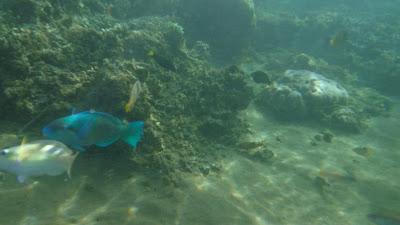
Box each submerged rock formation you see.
[254,67,392,132]
[0,1,255,185]
[257,70,348,120]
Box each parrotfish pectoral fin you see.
[77,118,95,139]
[122,121,144,149]
[95,139,117,147]
[17,175,27,183]
[71,145,86,152]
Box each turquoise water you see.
[1,1,400,225]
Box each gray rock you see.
[279,70,348,107]
[329,106,365,132]
[257,70,349,120]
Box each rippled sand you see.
[0,99,399,225]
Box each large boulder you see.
[256,70,349,120]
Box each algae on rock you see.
[0,3,255,185]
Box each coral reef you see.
[256,70,348,120]
[325,106,365,132]
[0,1,254,185]
[252,67,389,132]
[0,0,397,185]
[252,1,400,96]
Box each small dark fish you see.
[368,213,400,225]
[154,54,176,71]
[147,49,176,70]
[250,71,272,84]
[43,111,144,152]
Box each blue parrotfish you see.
[368,213,400,225]
[0,140,78,183]
[42,110,144,152]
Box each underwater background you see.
[0,0,399,224]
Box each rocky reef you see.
[254,67,391,132]
[0,0,397,186]
[257,69,349,119]
[0,0,255,185]
[246,1,397,132]
[252,1,400,96]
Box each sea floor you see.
[0,99,399,225]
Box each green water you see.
[1,0,400,225]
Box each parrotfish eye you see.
[43,125,58,137]
[42,126,51,134]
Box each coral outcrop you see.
[256,70,348,119]
[0,1,254,185]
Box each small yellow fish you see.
[125,81,143,113]
[329,31,348,47]
[147,50,156,57]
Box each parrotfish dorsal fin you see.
[95,139,117,147]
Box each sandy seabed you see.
[0,99,399,225]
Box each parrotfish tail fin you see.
[122,121,144,150]
[67,152,79,179]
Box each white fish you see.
[0,140,78,183]
[125,80,143,113]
